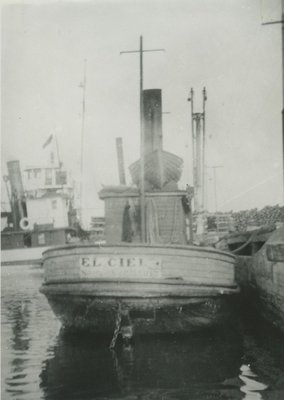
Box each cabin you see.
[25,192,70,229]
[1,145,77,251]
[99,187,187,245]
[99,89,190,245]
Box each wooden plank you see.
[41,281,239,298]
[266,243,284,262]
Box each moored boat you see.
[40,242,238,335]
[215,220,284,332]
[40,37,240,341]
[250,224,284,332]
[1,139,79,266]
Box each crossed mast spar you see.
[120,36,165,242]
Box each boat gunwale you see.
[40,280,240,297]
[41,278,239,289]
[42,252,235,268]
[42,243,236,260]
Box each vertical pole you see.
[3,176,14,227]
[195,114,205,237]
[4,178,12,213]
[189,208,194,244]
[120,38,164,241]
[79,59,87,226]
[139,36,146,242]
[190,89,196,209]
[195,115,202,212]
[282,0,284,204]
[202,87,207,211]
[213,167,218,213]
[55,135,61,168]
[262,4,284,204]
[116,137,126,185]
[186,186,194,245]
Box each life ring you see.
[20,217,31,231]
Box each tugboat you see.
[40,37,239,343]
[1,136,77,266]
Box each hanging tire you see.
[20,217,31,231]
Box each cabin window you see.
[52,200,57,209]
[50,152,55,164]
[27,171,31,180]
[33,169,41,178]
[45,169,52,185]
[38,233,45,245]
[56,170,67,185]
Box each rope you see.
[146,199,162,244]
[109,303,122,349]
[231,229,261,254]
[170,197,180,243]
[83,299,94,319]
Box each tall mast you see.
[262,0,284,204]
[281,0,284,205]
[79,59,87,224]
[189,89,207,238]
[188,89,196,206]
[188,89,207,210]
[194,113,203,212]
[120,36,164,242]
[116,137,126,185]
[139,36,145,241]
[55,135,61,167]
[202,87,207,210]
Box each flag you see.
[42,134,53,149]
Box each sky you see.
[1,0,282,227]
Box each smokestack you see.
[143,89,162,155]
[7,160,26,229]
[116,137,126,185]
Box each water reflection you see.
[40,330,244,399]
[2,265,284,400]
[241,321,284,400]
[1,265,60,400]
[239,364,267,399]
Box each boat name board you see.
[80,256,162,279]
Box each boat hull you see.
[250,226,284,332]
[41,289,238,334]
[40,244,239,334]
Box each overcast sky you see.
[1,0,282,225]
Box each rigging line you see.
[250,86,281,127]
[227,1,278,136]
[260,0,282,24]
[218,170,281,208]
[261,0,264,24]
[228,26,264,136]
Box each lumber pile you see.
[232,205,284,232]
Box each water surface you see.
[1,264,284,399]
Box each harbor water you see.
[1,264,284,400]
